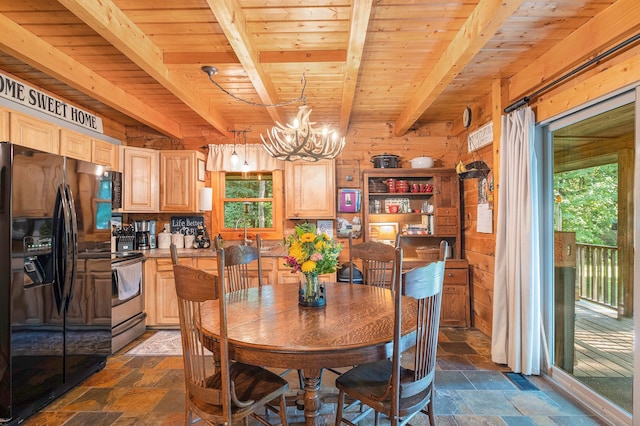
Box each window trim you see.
[210,170,283,241]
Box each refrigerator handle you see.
[0,165,5,214]
[63,184,78,311]
[52,184,68,314]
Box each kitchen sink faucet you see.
[235,216,252,246]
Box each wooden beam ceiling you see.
[0,13,183,138]
[206,0,285,126]
[339,0,373,135]
[58,0,231,138]
[393,0,526,136]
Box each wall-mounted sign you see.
[468,121,493,153]
[0,72,103,133]
[170,216,205,236]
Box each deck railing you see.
[575,243,619,309]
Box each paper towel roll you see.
[199,187,213,211]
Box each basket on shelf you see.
[415,246,440,261]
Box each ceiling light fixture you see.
[260,105,345,162]
[241,130,250,178]
[202,65,345,162]
[230,130,240,167]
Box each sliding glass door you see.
[542,90,636,424]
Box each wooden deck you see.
[573,300,633,378]
[572,300,633,412]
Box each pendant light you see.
[230,130,240,168]
[241,131,250,178]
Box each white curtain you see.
[491,106,542,375]
[206,144,285,171]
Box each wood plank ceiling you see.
[0,0,622,142]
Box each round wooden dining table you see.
[199,282,418,426]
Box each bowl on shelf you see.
[409,156,434,169]
[388,205,399,213]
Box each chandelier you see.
[261,106,345,162]
[202,65,345,162]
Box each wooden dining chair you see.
[170,243,179,265]
[218,234,264,291]
[348,233,398,289]
[173,256,289,426]
[335,241,447,426]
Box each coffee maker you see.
[133,220,151,250]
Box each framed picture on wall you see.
[197,159,206,181]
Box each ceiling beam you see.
[206,0,285,125]
[339,0,374,135]
[508,0,640,101]
[393,0,525,136]
[0,13,182,139]
[58,0,231,139]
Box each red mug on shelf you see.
[411,183,420,192]
[388,205,399,213]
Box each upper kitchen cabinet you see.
[122,146,159,212]
[91,139,120,171]
[159,150,204,212]
[0,108,9,141]
[60,128,92,161]
[285,159,335,219]
[10,111,59,154]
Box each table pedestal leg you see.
[301,368,324,426]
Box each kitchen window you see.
[212,170,284,240]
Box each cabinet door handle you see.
[447,273,455,277]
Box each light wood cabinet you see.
[92,139,119,170]
[145,254,332,326]
[0,108,10,140]
[58,128,120,170]
[10,111,59,153]
[285,159,335,219]
[159,150,204,212]
[60,128,92,161]
[145,257,191,327]
[122,146,159,212]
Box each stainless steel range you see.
[111,252,146,353]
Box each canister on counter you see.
[157,228,171,249]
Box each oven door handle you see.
[112,257,145,269]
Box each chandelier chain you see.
[205,71,307,108]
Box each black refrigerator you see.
[0,142,112,424]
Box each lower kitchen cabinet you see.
[144,257,190,327]
[441,260,470,327]
[144,253,465,327]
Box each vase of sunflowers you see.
[284,223,342,307]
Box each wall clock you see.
[463,106,472,129]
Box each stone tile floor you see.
[23,327,608,425]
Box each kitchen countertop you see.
[141,247,287,258]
